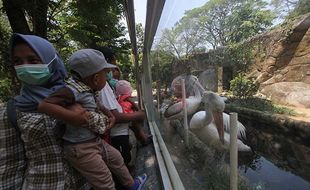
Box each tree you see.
[150,49,175,92]
[175,15,206,56]
[60,0,131,75]
[0,1,11,76]
[156,14,206,60]
[286,0,310,19]
[157,28,183,59]
[62,0,129,51]
[183,0,275,48]
[3,0,48,37]
[136,23,144,55]
[46,0,77,62]
[1,0,133,96]
[271,0,298,19]
[0,1,16,100]
[228,0,275,43]
[186,0,234,48]
[155,0,275,91]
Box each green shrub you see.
[229,97,297,115]
[0,78,14,102]
[230,74,258,99]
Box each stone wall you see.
[172,13,310,108]
[247,13,310,108]
[248,13,310,86]
[171,49,225,91]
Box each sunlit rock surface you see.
[248,14,310,108]
[261,82,310,108]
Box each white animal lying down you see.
[163,75,203,120]
[163,96,202,120]
[190,111,251,152]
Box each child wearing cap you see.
[115,80,152,146]
[38,49,147,190]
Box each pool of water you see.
[240,156,310,190]
[238,123,310,190]
[160,114,310,190]
[160,118,249,189]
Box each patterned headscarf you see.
[10,33,68,112]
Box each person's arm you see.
[126,97,139,111]
[38,101,90,126]
[86,110,111,134]
[97,103,116,129]
[111,109,145,123]
[37,87,90,126]
[97,84,144,124]
[39,98,110,134]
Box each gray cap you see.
[68,49,116,78]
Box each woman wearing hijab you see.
[0,33,88,190]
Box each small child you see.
[115,80,139,113]
[38,49,147,190]
[98,47,151,167]
[115,80,152,146]
[113,66,121,80]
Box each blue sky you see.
[134,0,207,37]
[133,0,276,29]
[132,0,280,43]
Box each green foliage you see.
[136,23,144,55]
[227,43,254,72]
[0,78,14,102]
[157,18,206,60]
[0,3,17,101]
[157,28,183,59]
[286,0,310,19]
[0,8,11,75]
[46,0,132,79]
[1,0,133,100]
[229,97,297,115]
[47,0,78,62]
[59,0,131,77]
[230,74,258,99]
[178,0,275,48]
[150,50,175,91]
[117,50,134,81]
[156,0,275,72]
[270,0,298,19]
[62,0,129,51]
[228,0,275,43]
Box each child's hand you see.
[170,96,179,104]
[67,103,90,126]
[171,95,177,101]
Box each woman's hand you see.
[67,103,91,126]
[98,104,116,129]
[135,110,146,121]
[107,114,116,129]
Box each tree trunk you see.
[3,0,49,38]
[222,65,233,91]
[27,0,48,38]
[2,0,31,34]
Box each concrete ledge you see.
[225,104,310,146]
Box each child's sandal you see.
[136,173,147,190]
